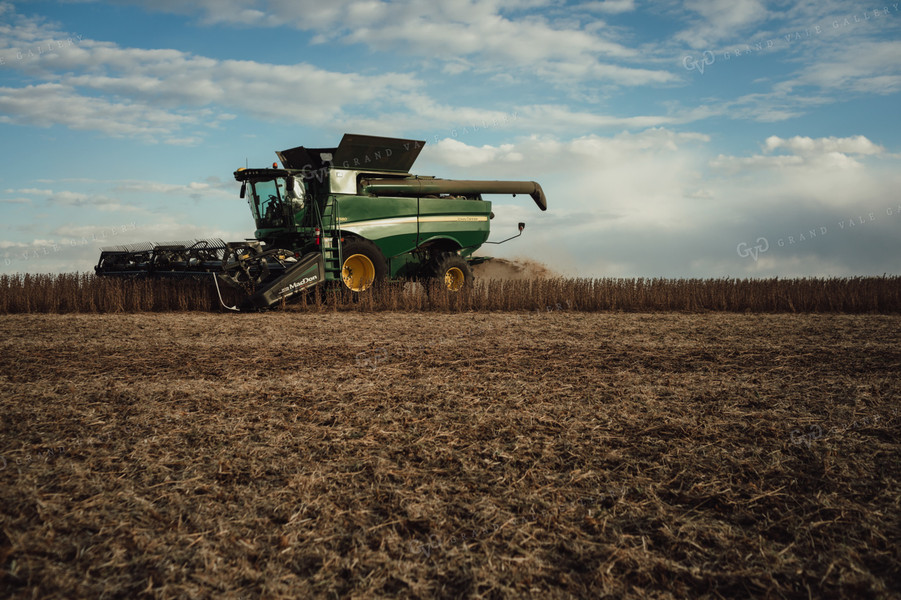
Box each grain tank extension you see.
[95,133,547,310]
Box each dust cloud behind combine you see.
[472,257,557,280]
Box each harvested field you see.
[1,312,899,598]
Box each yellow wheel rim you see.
[444,267,465,291]
[342,253,376,291]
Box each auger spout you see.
[361,178,547,211]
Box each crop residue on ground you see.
[1,312,899,598]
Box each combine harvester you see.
[95,134,547,310]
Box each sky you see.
[1,0,899,278]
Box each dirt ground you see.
[1,312,899,599]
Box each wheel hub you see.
[444,266,465,291]
[342,253,376,291]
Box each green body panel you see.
[335,195,419,259]
[335,194,491,278]
[416,196,491,250]
[243,184,494,281]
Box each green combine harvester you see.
[95,134,547,310]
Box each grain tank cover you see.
[276,145,337,174]
[277,134,425,174]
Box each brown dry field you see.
[1,312,899,599]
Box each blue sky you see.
[1,0,899,277]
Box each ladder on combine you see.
[316,197,344,284]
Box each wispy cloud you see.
[580,1,637,15]
[0,83,203,140]
[68,0,674,86]
[675,0,771,48]
[764,135,884,156]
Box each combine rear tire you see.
[431,253,473,291]
[341,238,387,292]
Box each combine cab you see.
[96,134,546,310]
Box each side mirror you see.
[484,221,526,245]
[239,181,246,199]
[286,177,295,193]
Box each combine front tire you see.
[431,253,473,291]
[341,238,387,292]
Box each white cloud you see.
[517,104,678,130]
[0,217,250,274]
[0,2,722,145]
[420,131,901,277]
[709,134,885,175]
[66,0,673,87]
[774,40,901,96]
[164,136,204,146]
[51,224,135,239]
[0,234,129,273]
[0,28,421,140]
[4,188,54,195]
[708,153,805,171]
[764,135,884,156]
[48,190,142,212]
[709,134,898,219]
[4,189,96,205]
[0,83,201,139]
[668,6,901,120]
[0,5,425,140]
[425,129,713,232]
[676,0,770,48]
[692,0,769,30]
[111,179,236,201]
[580,1,636,15]
[333,96,683,141]
[343,10,635,62]
[427,139,522,168]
